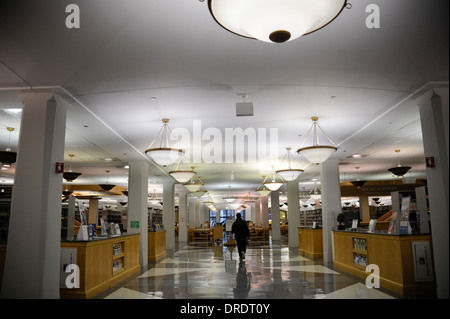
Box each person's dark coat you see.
[232,217,250,241]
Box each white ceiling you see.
[0,0,448,206]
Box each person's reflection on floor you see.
[233,260,251,298]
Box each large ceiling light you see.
[388,149,411,178]
[0,127,17,168]
[184,172,204,192]
[263,166,284,191]
[256,176,271,197]
[169,157,196,183]
[297,116,337,164]
[99,170,116,191]
[208,0,347,43]
[63,154,82,182]
[145,118,183,167]
[276,147,304,182]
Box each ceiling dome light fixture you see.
[183,170,204,192]
[208,0,347,43]
[99,170,116,191]
[388,149,411,178]
[169,155,196,183]
[256,176,272,197]
[145,118,183,167]
[263,166,284,191]
[0,127,17,168]
[297,116,337,164]
[63,154,82,182]
[350,166,366,188]
[276,147,304,182]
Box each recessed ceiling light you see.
[150,97,157,101]
[352,154,362,158]
[104,157,112,162]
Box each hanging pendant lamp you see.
[145,118,183,167]
[276,147,304,181]
[297,116,337,164]
[169,155,196,183]
[388,149,411,178]
[0,127,17,168]
[183,170,204,192]
[149,189,160,205]
[99,170,116,191]
[263,166,284,191]
[63,154,82,182]
[208,0,347,43]
[350,166,367,188]
[256,176,272,197]
[223,186,236,203]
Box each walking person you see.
[231,213,250,261]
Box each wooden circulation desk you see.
[148,229,166,262]
[297,227,323,259]
[333,230,435,296]
[60,234,140,299]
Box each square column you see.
[261,196,269,227]
[178,189,188,243]
[127,161,149,267]
[415,87,449,299]
[287,181,300,248]
[1,93,67,298]
[270,190,281,241]
[163,182,175,250]
[320,158,342,264]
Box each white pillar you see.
[415,87,449,299]
[271,190,281,241]
[127,161,149,267]
[287,181,300,248]
[321,158,342,264]
[255,199,261,226]
[163,182,175,250]
[178,189,188,242]
[261,196,269,227]
[359,196,370,222]
[188,197,196,228]
[2,93,67,298]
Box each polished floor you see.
[94,234,405,300]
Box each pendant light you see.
[149,189,160,205]
[276,147,304,181]
[63,154,82,182]
[0,127,17,168]
[169,155,196,183]
[256,176,272,197]
[99,170,116,191]
[183,170,204,192]
[263,166,284,191]
[309,179,321,200]
[208,0,347,43]
[388,149,411,178]
[297,116,337,164]
[223,186,236,203]
[350,166,367,188]
[144,118,183,167]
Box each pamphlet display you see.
[77,225,88,240]
[399,196,411,234]
[368,219,377,232]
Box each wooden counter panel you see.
[333,231,435,296]
[60,234,140,299]
[148,230,166,262]
[298,228,323,259]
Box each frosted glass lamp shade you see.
[297,145,337,164]
[208,0,347,43]
[263,181,283,191]
[276,168,303,182]
[169,170,196,183]
[145,148,183,167]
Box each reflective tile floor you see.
[95,236,402,300]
